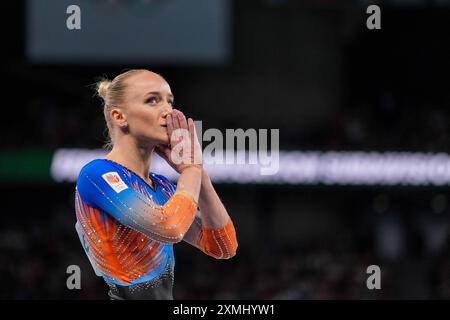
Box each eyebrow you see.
[145,91,174,100]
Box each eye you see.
[168,100,174,106]
[146,97,158,105]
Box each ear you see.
[110,107,128,128]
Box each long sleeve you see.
[182,213,238,259]
[76,160,197,244]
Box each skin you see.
[104,70,230,228]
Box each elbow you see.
[168,228,186,244]
[201,223,238,259]
[148,227,186,244]
[212,244,238,260]
[165,236,183,244]
[224,245,238,259]
[220,252,237,260]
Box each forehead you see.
[125,71,172,98]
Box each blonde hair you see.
[96,69,148,150]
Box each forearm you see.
[175,166,202,203]
[198,170,230,228]
[182,170,238,258]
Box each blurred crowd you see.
[3,85,448,154]
[317,95,450,153]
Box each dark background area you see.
[1,0,450,299]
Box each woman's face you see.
[119,71,174,147]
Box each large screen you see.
[26,0,231,65]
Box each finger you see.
[167,113,174,137]
[177,111,188,131]
[188,117,197,147]
[188,118,200,164]
[188,117,196,140]
[171,110,186,148]
[172,109,182,131]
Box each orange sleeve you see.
[183,216,238,259]
[145,191,198,243]
[77,161,198,244]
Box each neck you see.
[104,135,154,184]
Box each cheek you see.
[129,108,159,131]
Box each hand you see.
[155,109,203,174]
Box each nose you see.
[162,104,173,117]
[162,110,172,121]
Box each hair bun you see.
[97,80,111,101]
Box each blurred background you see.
[1,0,450,299]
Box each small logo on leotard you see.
[102,172,129,193]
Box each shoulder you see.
[79,159,127,178]
[77,159,131,191]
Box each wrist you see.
[199,170,212,204]
[201,169,210,181]
[180,164,203,174]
